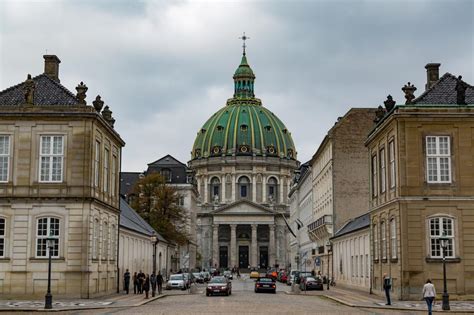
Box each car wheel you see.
[206,292,209,296]
[229,290,232,295]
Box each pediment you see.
[211,200,275,215]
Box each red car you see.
[280,274,288,283]
[206,276,232,296]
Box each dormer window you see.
[216,125,224,132]
[240,124,248,132]
[160,168,172,182]
[264,125,272,132]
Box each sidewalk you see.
[286,286,474,313]
[0,291,183,312]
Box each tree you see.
[131,173,189,245]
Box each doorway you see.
[219,246,228,268]
[259,246,268,269]
[239,246,249,268]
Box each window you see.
[373,224,379,260]
[160,168,172,182]
[389,141,396,188]
[112,155,117,196]
[381,221,387,260]
[93,218,100,259]
[40,136,64,182]
[429,217,454,258]
[178,196,185,206]
[103,148,109,193]
[0,218,5,257]
[371,155,377,197]
[110,224,116,260]
[426,136,451,183]
[380,148,386,193]
[268,177,278,202]
[238,176,250,199]
[211,177,220,201]
[94,141,100,187]
[0,136,10,182]
[36,217,59,258]
[103,222,108,260]
[390,218,397,259]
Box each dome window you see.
[216,125,224,132]
[194,149,201,157]
[201,128,207,134]
[287,149,294,158]
[264,125,272,132]
[212,145,221,155]
[239,145,250,153]
[282,128,288,134]
[240,124,248,132]
[266,146,276,155]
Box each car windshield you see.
[305,277,316,281]
[193,273,201,277]
[170,275,183,280]
[209,277,226,283]
[291,271,300,275]
[258,278,273,282]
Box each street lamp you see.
[44,231,55,309]
[326,241,332,291]
[150,232,159,297]
[439,231,450,311]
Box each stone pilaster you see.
[230,224,237,268]
[212,224,219,268]
[204,175,208,204]
[231,174,236,202]
[269,224,275,267]
[221,174,226,203]
[251,224,258,268]
[262,175,267,203]
[252,174,257,202]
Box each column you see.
[204,176,208,204]
[230,224,237,268]
[269,224,275,267]
[252,174,257,203]
[279,177,284,204]
[212,224,219,268]
[231,174,236,202]
[251,224,258,268]
[262,175,267,203]
[221,174,226,203]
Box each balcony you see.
[307,215,332,241]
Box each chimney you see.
[425,63,441,90]
[43,55,61,83]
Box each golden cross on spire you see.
[239,32,250,56]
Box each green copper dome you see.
[191,54,296,160]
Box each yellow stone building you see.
[367,63,474,300]
[0,55,124,298]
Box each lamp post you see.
[439,231,450,311]
[326,241,332,291]
[44,231,55,309]
[150,232,159,297]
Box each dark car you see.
[206,276,232,296]
[254,277,276,293]
[300,276,324,291]
[295,271,312,284]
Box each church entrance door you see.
[259,246,268,269]
[219,246,228,268]
[238,246,249,268]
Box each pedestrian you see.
[123,269,130,294]
[237,268,240,279]
[143,274,150,299]
[383,273,392,305]
[133,272,138,294]
[423,279,436,315]
[157,271,164,295]
[138,270,145,294]
[150,272,157,296]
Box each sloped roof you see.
[119,198,167,242]
[148,154,187,167]
[120,172,142,197]
[332,213,370,240]
[413,73,474,105]
[0,74,78,106]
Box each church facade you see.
[189,50,299,270]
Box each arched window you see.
[390,218,397,259]
[210,177,220,201]
[429,216,454,258]
[238,176,250,199]
[0,218,5,258]
[268,177,278,202]
[36,217,60,258]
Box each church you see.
[189,44,299,270]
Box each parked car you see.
[223,270,233,280]
[254,277,276,293]
[266,269,278,280]
[206,276,232,296]
[250,271,260,279]
[166,274,186,290]
[295,271,312,284]
[287,270,300,286]
[193,272,205,284]
[280,273,288,283]
[201,271,211,282]
[277,271,285,282]
[299,276,324,291]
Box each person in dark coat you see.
[157,271,164,295]
[383,273,392,305]
[138,270,145,294]
[123,269,131,294]
[143,274,150,299]
[150,272,157,296]
[133,272,138,294]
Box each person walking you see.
[423,279,436,315]
[143,274,150,299]
[157,271,164,295]
[138,270,145,294]
[133,272,138,294]
[383,273,392,305]
[123,269,131,294]
[150,272,157,297]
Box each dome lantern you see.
[233,33,255,99]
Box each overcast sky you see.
[1,0,473,171]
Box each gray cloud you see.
[0,0,472,170]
